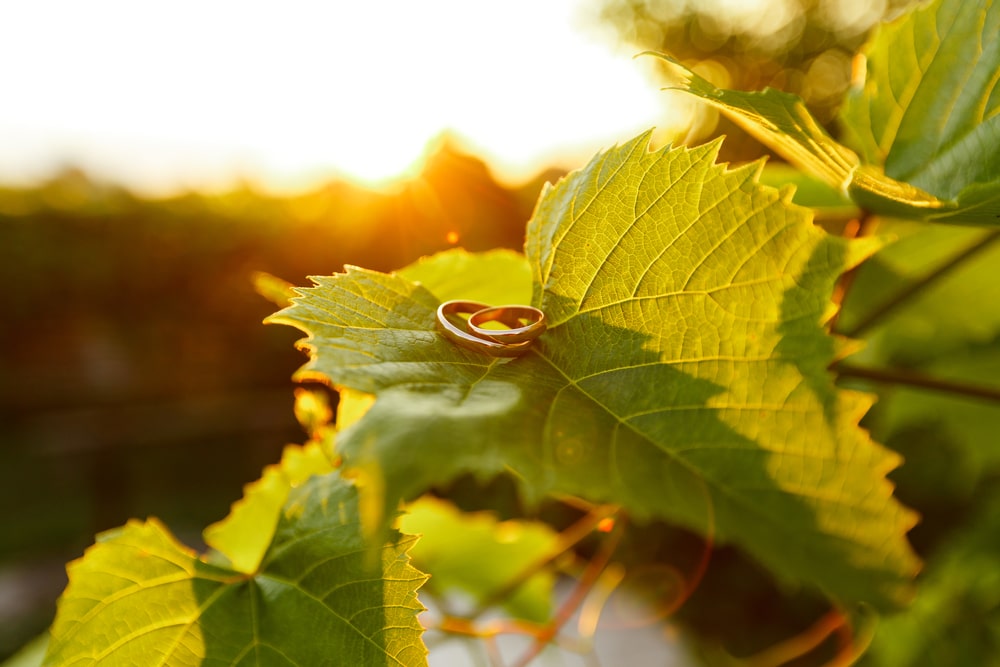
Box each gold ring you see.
[435,300,534,357]
[467,305,547,343]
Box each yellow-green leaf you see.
[272,132,919,609]
[203,440,334,573]
[653,45,999,225]
[44,473,427,667]
[840,0,1000,225]
[840,0,1000,195]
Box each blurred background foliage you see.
[588,0,917,160]
[0,142,553,659]
[0,0,930,662]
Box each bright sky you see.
[0,0,681,195]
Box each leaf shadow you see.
[775,232,866,440]
[193,474,425,665]
[332,287,900,605]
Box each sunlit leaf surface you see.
[840,0,999,193]
[840,0,1000,224]
[272,132,919,609]
[652,54,950,219]
[43,472,427,667]
[399,248,532,307]
[330,249,535,429]
[652,52,857,188]
[655,25,1000,225]
[203,441,334,574]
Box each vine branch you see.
[466,502,620,622]
[826,213,870,333]
[836,363,1000,403]
[744,609,847,667]
[839,228,1000,338]
[511,517,626,667]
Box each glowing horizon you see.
[0,0,686,196]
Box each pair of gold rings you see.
[435,300,547,357]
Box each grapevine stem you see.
[743,609,847,667]
[576,562,626,642]
[836,363,1000,403]
[826,213,870,333]
[435,615,540,639]
[483,636,505,667]
[839,228,1000,338]
[511,518,626,667]
[467,503,620,621]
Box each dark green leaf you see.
[651,42,1000,225]
[840,0,1000,225]
[838,222,1000,364]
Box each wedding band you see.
[435,300,534,357]
[467,305,547,343]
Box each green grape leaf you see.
[651,50,999,224]
[833,205,1000,534]
[332,249,533,427]
[43,472,427,667]
[271,132,919,610]
[399,496,557,623]
[839,0,1000,225]
[650,52,858,188]
[203,440,335,573]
